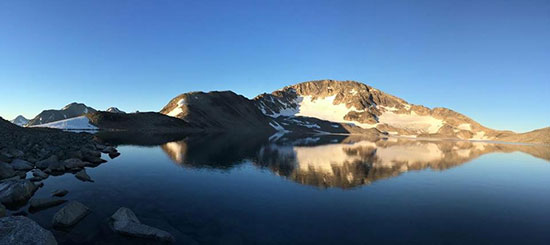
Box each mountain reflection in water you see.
[156,134,550,189]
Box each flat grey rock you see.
[0,162,16,180]
[110,207,175,243]
[52,201,90,227]
[51,189,68,197]
[10,159,33,171]
[0,180,37,206]
[30,198,66,210]
[74,169,93,182]
[0,216,57,245]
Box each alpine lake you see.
[11,131,550,244]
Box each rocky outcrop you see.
[26,102,96,126]
[52,201,90,227]
[0,216,57,245]
[110,207,175,243]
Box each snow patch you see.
[457,123,472,131]
[30,116,98,131]
[378,111,444,134]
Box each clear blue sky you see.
[1,0,548,132]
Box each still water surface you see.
[21,134,550,244]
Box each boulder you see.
[29,198,67,210]
[110,207,175,243]
[35,155,58,170]
[52,201,90,227]
[0,180,37,207]
[0,216,57,245]
[63,158,86,170]
[109,152,120,159]
[0,162,16,180]
[51,189,68,197]
[74,169,93,182]
[10,159,33,171]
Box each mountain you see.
[10,115,29,126]
[159,90,381,136]
[254,80,521,141]
[106,107,125,113]
[159,79,547,144]
[26,102,96,126]
[159,91,276,132]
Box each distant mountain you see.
[10,115,29,126]
[26,102,96,126]
[106,107,125,113]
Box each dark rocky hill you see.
[26,103,96,126]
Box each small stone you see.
[74,169,93,182]
[0,216,57,245]
[51,189,68,197]
[52,201,90,227]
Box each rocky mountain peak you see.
[253,80,507,140]
[106,107,125,113]
[10,115,29,127]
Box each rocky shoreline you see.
[1,118,177,244]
